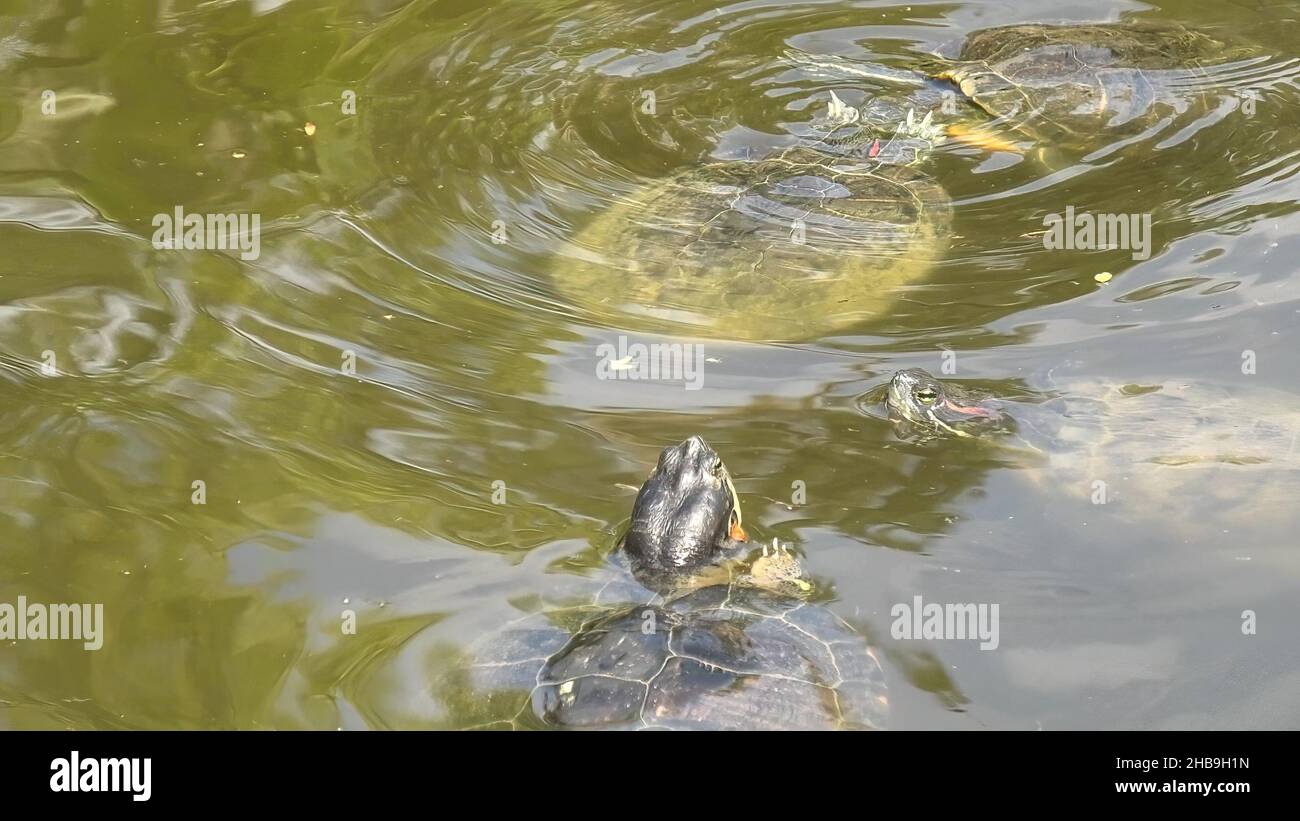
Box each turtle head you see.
[886,369,1009,438]
[865,107,947,165]
[623,436,747,580]
[819,102,945,165]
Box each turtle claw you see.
[745,539,813,595]
[894,107,945,145]
[825,90,861,128]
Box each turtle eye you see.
[710,457,723,475]
[915,387,938,404]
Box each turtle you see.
[881,366,1300,533]
[789,21,1260,153]
[459,436,888,730]
[933,22,1258,146]
[552,116,952,342]
[884,367,1014,440]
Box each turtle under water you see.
[553,119,951,342]
[791,21,1259,152]
[460,436,888,730]
[933,22,1257,145]
[883,367,1300,535]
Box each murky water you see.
[1,0,1299,729]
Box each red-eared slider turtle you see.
[932,22,1256,145]
[885,367,1012,440]
[791,21,1258,152]
[463,436,888,730]
[553,121,951,342]
[882,367,1300,532]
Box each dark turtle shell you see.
[467,581,887,730]
[936,23,1254,143]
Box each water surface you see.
[1,0,1299,729]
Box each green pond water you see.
[1,0,1299,729]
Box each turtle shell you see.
[466,581,888,730]
[1018,378,1300,474]
[553,147,950,342]
[932,376,1300,545]
[936,23,1252,142]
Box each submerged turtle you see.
[463,436,887,730]
[934,22,1256,145]
[793,21,1258,151]
[553,119,952,342]
[883,367,1300,530]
